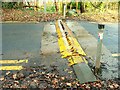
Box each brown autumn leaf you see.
[6,71,10,75]
[0,76,5,81]
[12,73,17,80]
[66,83,72,87]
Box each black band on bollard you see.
[98,24,105,29]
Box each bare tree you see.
[79,2,85,13]
[76,0,78,11]
[43,0,46,15]
[54,0,59,12]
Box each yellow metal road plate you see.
[58,38,67,53]
[55,20,96,83]
[68,36,86,56]
[55,20,88,66]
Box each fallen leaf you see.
[68,71,73,74]
[109,85,114,89]
[61,77,65,80]
[66,83,72,87]
[6,71,10,75]
[0,77,4,81]
[12,74,17,80]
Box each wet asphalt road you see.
[78,21,119,54]
[2,23,44,59]
[1,21,119,60]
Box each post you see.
[43,0,46,16]
[95,24,105,74]
[63,3,66,19]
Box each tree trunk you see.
[79,2,85,13]
[19,2,24,9]
[76,0,78,11]
[54,0,58,12]
[70,3,72,10]
[118,1,120,12]
[59,1,62,13]
[43,0,46,15]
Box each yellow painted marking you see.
[0,59,28,64]
[112,53,120,57]
[0,66,23,70]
